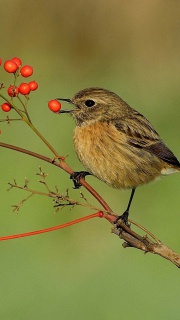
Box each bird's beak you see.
[56,98,75,113]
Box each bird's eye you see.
[85,99,95,107]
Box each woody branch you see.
[0,141,180,268]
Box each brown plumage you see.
[58,87,180,217]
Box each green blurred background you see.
[1,1,180,319]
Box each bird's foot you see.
[70,171,90,189]
[114,210,130,228]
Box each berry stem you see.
[26,121,63,159]
[0,92,63,159]
[17,95,32,123]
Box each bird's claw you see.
[70,171,90,189]
[114,210,130,228]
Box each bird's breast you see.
[73,122,163,189]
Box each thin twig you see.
[0,142,113,216]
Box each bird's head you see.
[57,87,128,125]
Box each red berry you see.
[0,58,2,66]
[48,100,61,113]
[1,102,11,112]
[19,83,31,95]
[20,65,33,77]
[29,80,38,91]
[7,85,19,97]
[11,57,22,68]
[4,60,19,73]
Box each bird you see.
[57,87,180,223]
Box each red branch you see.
[0,212,103,241]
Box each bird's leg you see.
[70,171,91,189]
[115,188,136,227]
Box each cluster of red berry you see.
[0,56,62,114]
[0,57,38,112]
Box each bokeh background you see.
[1,1,180,319]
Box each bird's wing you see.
[113,113,180,167]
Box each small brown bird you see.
[58,87,180,222]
